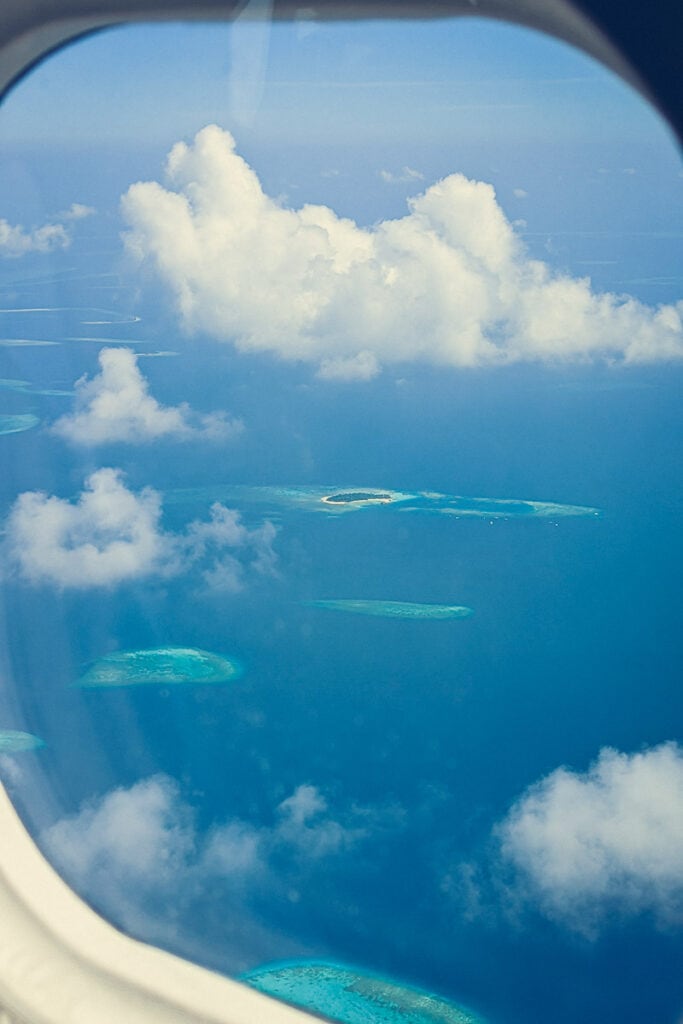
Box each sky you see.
[0,12,683,1024]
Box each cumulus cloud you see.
[512,188,528,199]
[52,347,243,445]
[121,125,683,373]
[0,202,95,258]
[0,218,70,258]
[276,783,366,857]
[5,468,167,588]
[185,501,278,593]
[41,775,376,965]
[58,202,96,221]
[497,742,683,934]
[3,469,277,590]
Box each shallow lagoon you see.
[243,961,487,1024]
[0,378,73,397]
[167,484,601,520]
[306,600,473,620]
[75,646,243,689]
[0,729,45,753]
[0,413,40,435]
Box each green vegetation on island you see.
[322,491,394,505]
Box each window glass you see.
[1,15,682,1024]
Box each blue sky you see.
[1,17,674,147]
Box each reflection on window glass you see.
[0,14,682,1024]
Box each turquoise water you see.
[75,646,243,688]
[168,484,601,520]
[243,961,487,1024]
[0,413,39,435]
[0,729,45,752]
[0,377,72,396]
[305,600,473,620]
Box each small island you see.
[322,491,394,505]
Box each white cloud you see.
[121,125,683,372]
[497,742,683,934]
[379,166,425,184]
[512,187,528,199]
[185,502,279,593]
[4,468,169,588]
[44,775,195,893]
[52,347,243,445]
[41,775,376,963]
[0,203,95,259]
[317,350,379,381]
[0,218,70,258]
[59,202,96,221]
[4,470,277,590]
[275,783,364,857]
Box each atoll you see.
[306,600,473,620]
[75,646,243,688]
[242,961,487,1024]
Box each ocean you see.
[1,107,682,1024]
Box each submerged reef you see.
[167,483,601,520]
[0,378,72,397]
[306,600,473,620]
[0,729,45,753]
[0,413,39,435]
[406,495,602,519]
[167,484,414,517]
[75,646,243,689]
[242,961,487,1024]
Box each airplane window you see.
[1,14,682,1024]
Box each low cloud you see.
[0,203,95,259]
[59,203,96,221]
[497,742,683,935]
[52,347,243,445]
[3,469,277,590]
[0,218,70,258]
[185,502,278,593]
[5,468,167,587]
[41,775,377,967]
[121,125,683,374]
[317,350,379,381]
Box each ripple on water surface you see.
[75,646,243,688]
[0,413,39,436]
[0,729,45,752]
[305,600,473,620]
[242,961,487,1024]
